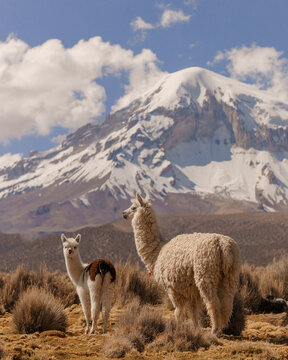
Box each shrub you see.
[39,266,79,307]
[238,258,288,314]
[1,265,39,312]
[256,255,288,300]
[103,300,212,358]
[12,287,67,334]
[149,319,213,353]
[0,264,78,312]
[103,300,164,358]
[239,256,288,314]
[102,336,133,359]
[114,262,164,306]
[239,264,262,313]
[136,306,166,344]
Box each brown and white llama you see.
[61,234,116,333]
[123,194,241,336]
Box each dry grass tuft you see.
[239,256,288,314]
[104,299,166,357]
[0,343,5,360]
[240,263,263,313]
[256,255,288,299]
[148,319,214,353]
[103,300,213,358]
[102,336,133,359]
[283,312,288,326]
[136,306,166,344]
[12,287,67,334]
[38,266,79,308]
[1,265,39,312]
[0,264,78,313]
[114,262,164,306]
[227,341,282,359]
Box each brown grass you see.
[0,307,287,360]
[225,341,282,360]
[0,256,286,359]
[0,343,4,360]
[148,319,214,353]
[12,287,67,334]
[239,255,288,313]
[114,262,164,306]
[0,254,286,360]
[0,264,78,313]
[255,255,288,299]
[239,263,263,313]
[103,300,214,358]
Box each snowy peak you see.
[138,67,288,129]
[1,66,288,233]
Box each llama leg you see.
[77,288,91,334]
[198,286,222,336]
[168,288,186,324]
[88,275,102,334]
[219,291,235,330]
[101,274,114,333]
[187,294,201,330]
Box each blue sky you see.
[0,0,288,156]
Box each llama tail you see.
[218,237,241,330]
[220,237,241,288]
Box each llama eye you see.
[74,246,77,250]
[132,206,136,210]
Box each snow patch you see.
[79,194,90,207]
[0,153,22,169]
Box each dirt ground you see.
[0,305,287,360]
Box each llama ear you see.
[145,194,151,204]
[61,234,67,244]
[137,193,144,207]
[75,234,81,243]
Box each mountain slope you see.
[1,67,288,234]
[1,211,288,271]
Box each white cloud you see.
[130,7,191,37]
[160,9,191,28]
[209,44,288,101]
[184,0,198,9]
[0,35,166,144]
[113,49,167,110]
[131,17,154,31]
[51,134,67,145]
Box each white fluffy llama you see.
[61,234,116,334]
[123,194,240,336]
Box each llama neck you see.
[132,208,163,274]
[64,253,85,285]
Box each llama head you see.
[61,233,81,258]
[122,194,151,220]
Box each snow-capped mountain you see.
[1,66,288,234]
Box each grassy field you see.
[0,305,287,359]
[0,260,287,359]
